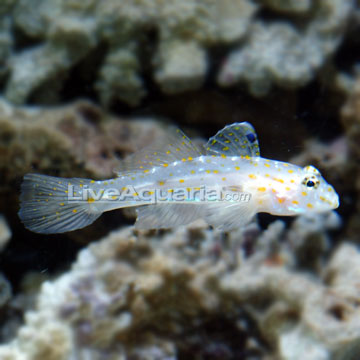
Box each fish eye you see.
[306,180,315,188]
[302,175,320,189]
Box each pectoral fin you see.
[204,202,255,231]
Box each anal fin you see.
[134,203,204,229]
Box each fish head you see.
[267,164,339,216]
[287,165,339,214]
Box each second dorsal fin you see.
[205,122,260,158]
[114,126,203,176]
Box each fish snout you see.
[331,192,340,209]
[320,186,339,210]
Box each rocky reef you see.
[0,98,170,183]
[218,0,353,96]
[0,212,353,360]
[0,0,353,107]
[0,93,356,358]
[4,0,257,106]
[0,0,359,359]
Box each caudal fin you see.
[18,174,102,234]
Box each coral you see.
[3,0,353,106]
[0,215,11,252]
[281,242,360,360]
[218,0,353,96]
[0,97,168,185]
[0,3,355,360]
[7,0,257,106]
[0,209,348,359]
[153,39,207,95]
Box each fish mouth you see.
[323,193,340,210]
[333,194,340,209]
[317,190,339,211]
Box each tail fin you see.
[18,174,102,234]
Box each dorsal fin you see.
[205,122,260,158]
[114,127,203,177]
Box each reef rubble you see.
[0,210,354,360]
